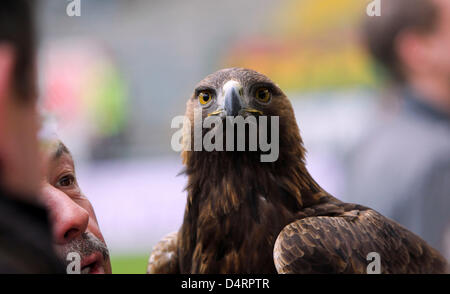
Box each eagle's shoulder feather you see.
[274,208,448,274]
[147,231,179,274]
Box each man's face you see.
[0,45,40,197]
[427,0,450,80]
[40,141,111,274]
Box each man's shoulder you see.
[364,111,450,161]
[0,191,50,235]
[347,112,450,203]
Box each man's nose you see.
[41,185,89,245]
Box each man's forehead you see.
[45,140,72,161]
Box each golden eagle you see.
[147,68,448,274]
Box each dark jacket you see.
[0,187,64,273]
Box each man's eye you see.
[58,175,75,187]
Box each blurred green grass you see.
[111,254,149,274]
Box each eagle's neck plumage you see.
[179,121,326,273]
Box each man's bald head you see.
[51,141,71,161]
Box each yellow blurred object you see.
[223,0,375,92]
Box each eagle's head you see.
[187,67,287,118]
[180,68,320,220]
[182,67,305,166]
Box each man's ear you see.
[0,44,15,108]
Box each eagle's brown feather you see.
[147,232,179,274]
[274,199,448,274]
[147,68,448,274]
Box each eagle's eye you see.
[198,91,213,106]
[255,88,271,103]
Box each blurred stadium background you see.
[37,0,382,273]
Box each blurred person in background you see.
[0,0,63,273]
[347,0,450,259]
[40,139,111,274]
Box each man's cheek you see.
[82,200,102,226]
[85,210,106,244]
[86,223,106,245]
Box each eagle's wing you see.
[274,209,448,274]
[147,231,179,274]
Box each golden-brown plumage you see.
[274,200,447,273]
[147,232,179,274]
[148,68,448,274]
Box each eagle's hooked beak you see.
[207,80,264,117]
[223,80,243,117]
